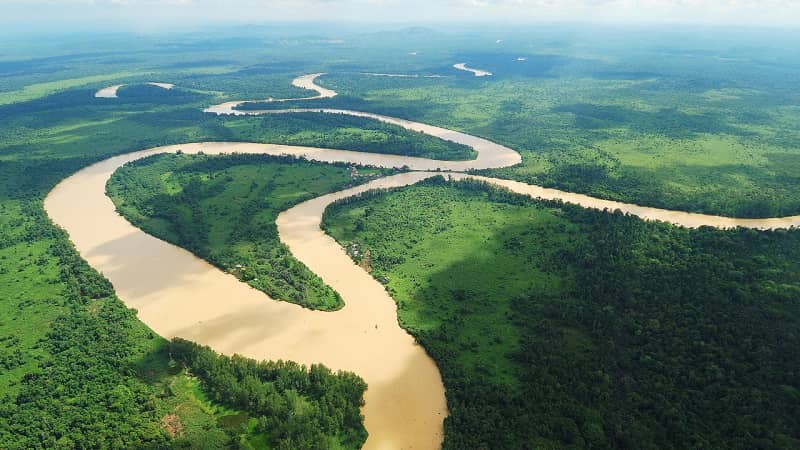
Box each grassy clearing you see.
[324,180,576,387]
[223,113,476,160]
[0,72,140,105]
[0,239,64,396]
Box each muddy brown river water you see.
[48,74,800,450]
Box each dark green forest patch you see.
[552,103,744,138]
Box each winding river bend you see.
[47,74,800,450]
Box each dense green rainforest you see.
[1,25,800,448]
[323,178,800,449]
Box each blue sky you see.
[1,0,798,30]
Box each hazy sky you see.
[1,0,798,30]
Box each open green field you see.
[323,178,800,449]
[0,72,143,105]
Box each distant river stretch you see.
[51,73,800,450]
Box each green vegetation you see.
[171,338,367,450]
[308,56,800,217]
[0,41,401,447]
[1,224,248,448]
[0,203,366,449]
[6,27,800,218]
[108,153,394,310]
[237,63,800,217]
[323,177,800,449]
[0,71,140,105]
[3,25,800,448]
[225,112,476,160]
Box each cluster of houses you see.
[348,241,373,273]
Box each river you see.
[48,73,800,450]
